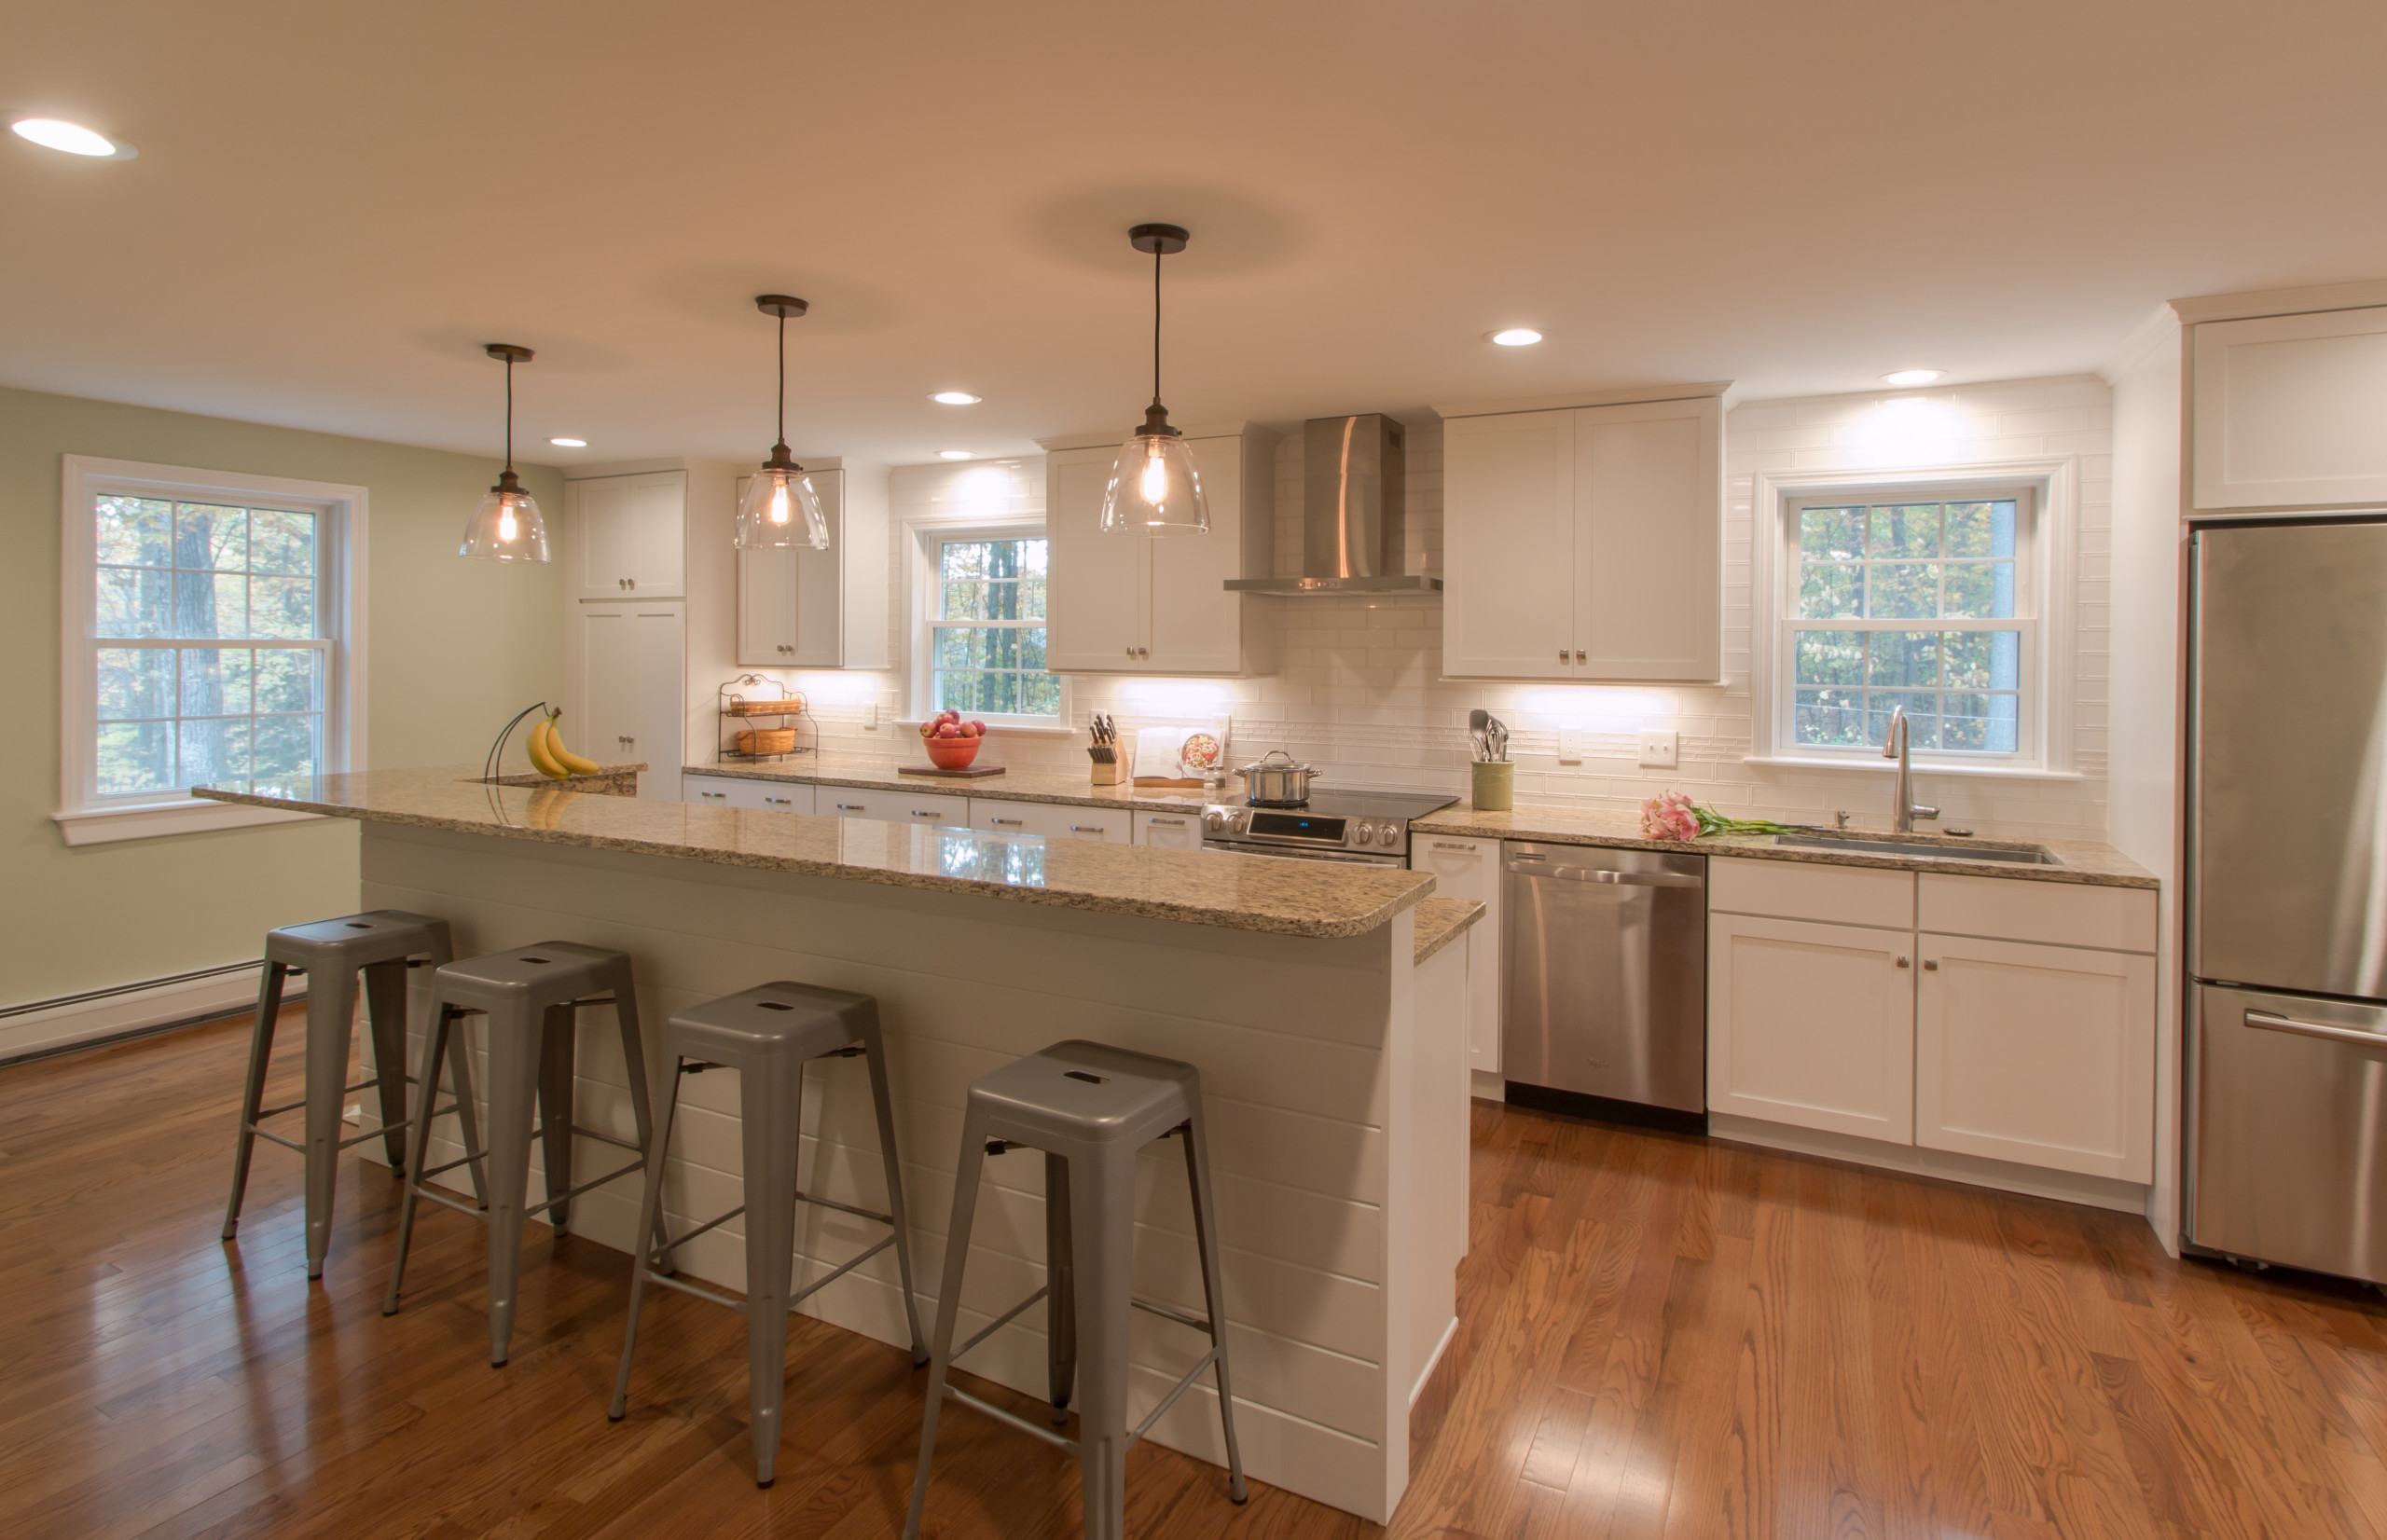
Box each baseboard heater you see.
[0,960,295,1067]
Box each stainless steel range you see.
[1200,786,1458,866]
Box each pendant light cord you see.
[1152,243,1164,407]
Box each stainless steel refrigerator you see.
[2188,517,2387,1286]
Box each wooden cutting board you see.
[897,763,1009,778]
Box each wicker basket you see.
[726,692,805,718]
[734,727,798,755]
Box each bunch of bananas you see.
[526,708,601,779]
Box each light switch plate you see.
[1637,729,1679,769]
[1557,728,1588,764]
[863,703,878,730]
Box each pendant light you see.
[1101,223,1208,536]
[460,343,550,562]
[735,294,829,550]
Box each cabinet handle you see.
[1070,825,1105,834]
[835,803,865,811]
[991,817,1024,827]
[765,796,792,805]
[699,791,725,801]
[1896,956,1911,969]
[1148,817,1185,826]
[909,809,941,818]
[1922,959,1939,970]
[1431,841,1475,851]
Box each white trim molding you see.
[57,455,367,846]
[0,960,299,1063]
[1748,456,2080,777]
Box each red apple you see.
[968,720,987,736]
[935,722,960,738]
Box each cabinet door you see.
[824,789,968,827]
[787,470,849,667]
[1915,934,2155,1181]
[1414,835,1502,1073]
[1708,913,1915,1142]
[2193,307,2387,510]
[1442,410,1576,679]
[684,774,738,809]
[573,477,633,599]
[624,472,686,596]
[1136,810,1200,848]
[628,604,683,796]
[1574,397,1719,681]
[577,604,639,753]
[737,545,800,665]
[972,799,1127,844]
[749,782,810,815]
[1046,445,1148,672]
[1144,434,1247,674]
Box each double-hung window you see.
[59,456,364,845]
[1781,488,2035,761]
[926,532,1061,722]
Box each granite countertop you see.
[1414,804,2158,889]
[688,756,1239,814]
[196,766,1436,941]
[1412,898,1484,964]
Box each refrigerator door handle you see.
[2243,1008,2387,1051]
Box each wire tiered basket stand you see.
[716,675,816,764]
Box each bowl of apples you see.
[921,710,987,770]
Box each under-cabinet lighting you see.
[931,392,982,406]
[1490,328,1543,347]
[1881,368,1944,386]
[548,436,586,448]
[939,449,973,461]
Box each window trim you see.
[903,516,1070,732]
[56,455,367,845]
[1747,457,2077,778]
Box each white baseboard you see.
[0,966,299,1063]
[1705,1112,2154,1217]
[1469,1069,1504,1102]
[1409,1313,1459,1409]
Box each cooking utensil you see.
[1238,749,1317,807]
[1468,708,1490,763]
[1486,715,1509,762]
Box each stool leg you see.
[1181,1115,1247,1503]
[859,1019,929,1365]
[1045,1151,1076,1426]
[383,1003,458,1315]
[444,1021,490,1208]
[603,962,674,1271]
[362,959,412,1170]
[482,1005,544,1367]
[741,1054,804,1488]
[608,1053,683,1423]
[221,959,290,1241]
[903,1104,992,1540]
[300,964,363,1280]
[537,1003,576,1234]
[1069,1149,1138,1540]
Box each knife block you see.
[1088,754,1126,786]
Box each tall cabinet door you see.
[1145,433,1247,673]
[629,604,684,792]
[1707,913,1915,1141]
[577,605,639,754]
[1574,397,1720,681]
[1045,444,1148,671]
[574,601,684,799]
[1442,410,1576,679]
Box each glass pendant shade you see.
[736,461,829,549]
[1101,422,1208,535]
[461,474,550,561]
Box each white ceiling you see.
[7,1,2385,470]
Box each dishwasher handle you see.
[1505,860,1703,888]
[2245,1008,2387,1051]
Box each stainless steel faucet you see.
[1883,706,1939,834]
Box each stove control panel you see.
[1199,804,1408,856]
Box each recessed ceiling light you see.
[547,436,586,448]
[939,449,973,461]
[1882,368,1944,387]
[9,116,135,159]
[1490,328,1543,347]
[931,392,982,406]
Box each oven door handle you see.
[1505,861,1703,888]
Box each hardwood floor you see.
[4,1010,2382,1539]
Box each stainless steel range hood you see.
[1225,413,1442,594]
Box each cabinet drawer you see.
[821,790,969,827]
[971,799,1129,844]
[1711,857,1914,930]
[1917,873,2155,953]
[1134,810,1200,848]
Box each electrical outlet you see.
[863,703,877,730]
[1557,728,1588,764]
[1637,729,1679,769]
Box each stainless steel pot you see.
[1239,749,1316,806]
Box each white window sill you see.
[53,798,321,846]
[1741,755,2083,782]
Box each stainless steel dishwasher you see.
[1501,842,1707,1133]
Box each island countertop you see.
[196,766,1435,940]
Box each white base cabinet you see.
[969,798,1129,845]
[1411,834,1501,1073]
[817,788,969,828]
[1707,912,1915,1142]
[1133,810,1200,848]
[683,773,811,815]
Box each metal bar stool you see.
[221,909,482,1280]
[381,940,666,1367]
[608,980,930,1488]
[904,1040,1246,1540]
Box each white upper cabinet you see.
[569,471,685,599]
[734,464,891,669]
[1041,425,1276,676]
[1440,389,1721,681]
[2192,306,2387,510]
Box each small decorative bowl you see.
[924,736,983,770]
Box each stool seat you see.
[269,911,446,967]
[969,1040,1196,1148]
[427,941,624,1003]
[669,980,878,1062]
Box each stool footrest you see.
[408,1186,484,1221]
[334,1125,407,1151]
[1130,1295,1213,1334]
[953,1286,1049,1364]
[794,1190,895,1227]
[250,1127,306,1154]
[788,1233,894,1310]
[658,1203,748,1258]
[646,1271,744,1311]
[942,1385,1079,1455]
[534,1158,647,1215]
[1126,1344,1221,1451]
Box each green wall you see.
[1,385,565,1007]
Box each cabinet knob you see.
[627,578,636,590]
[1575,650,1586,664]
[1896,956,1911,969]
[1558,648,1568,663]
[1139,647,1149,658]
[1923,959,1939,970]
[1125,647,1134,658]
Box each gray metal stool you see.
[381,940,666,1367]
[904,1040,1246,1540]
[608,980,930,1488]
[221,909,480,1280]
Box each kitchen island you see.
[197,768,1477,1523]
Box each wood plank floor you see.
[4,1010,2382,1539]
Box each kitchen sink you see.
[1771,833,2061,865]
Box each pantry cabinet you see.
[1414,834,1502,1072]
[735,464,891,668]
[568,470,686,599]
[2191,305,2387,510]
[1040,425,1276,676]
[1440,389,1722,682]
[571,601,684,801]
